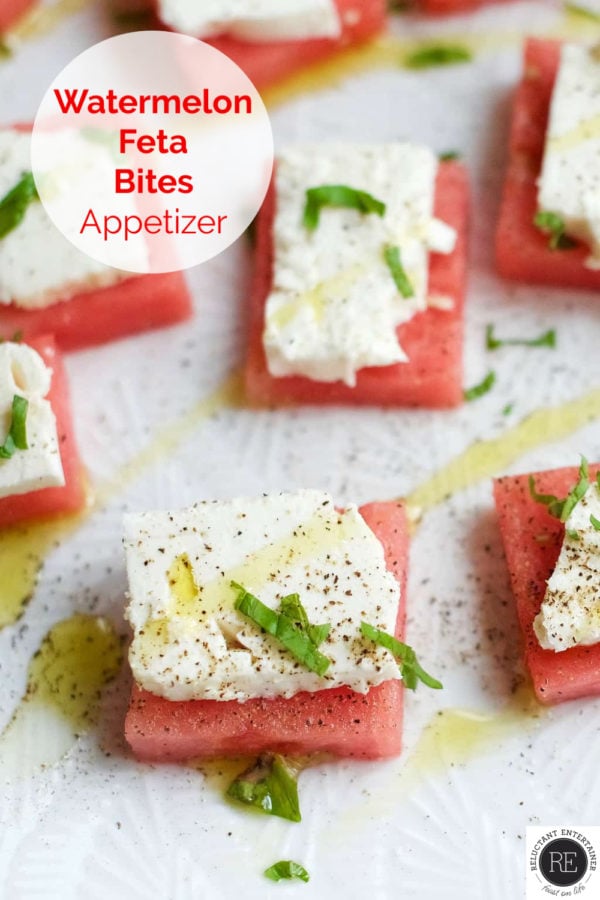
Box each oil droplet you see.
[405,387,600,518]
[0,614,123,775]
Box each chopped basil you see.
[564,1,600,20]
[439,150,461,162]
[464,371,496,402]
[0,395,28,460]
[264,861,310,883]
[383,245,414,298]
[590,514,600,531]
[0,172,39,241]
[567,529,581,540]
[303,185,386,231]
[232,582,331,676]
[0,41,11,59]
[502,402,514,416]
[533,211,578,251]
[227,755,301,823]
[486,324,556,350]
[529,456,589,522]
[360,621,442,691]
[405,43,473,69]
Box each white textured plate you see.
[2,2,600,898]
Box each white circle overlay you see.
[31,31,273,274]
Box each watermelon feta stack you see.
[124,494,441,764]
[494,459,600,705]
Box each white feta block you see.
[263,143,457,387]
[535,481,600,652]
[0,342,65,500]
[124,490,402,701]
[538,43,600,268]
[157,0,341,42]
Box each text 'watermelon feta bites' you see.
[494,460,600,705]
[496,39,600,290]
[0,336,86,529]
[245,144,469,408]
[154,0,387,90]
[123,491,441,761]
[0,128,192,351]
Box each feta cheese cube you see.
[124,490,402,702]
[157,0,341,42]
[534,481,600,651]
[263,144,457,387]
[0,342,65,500]
[538,43,600,268]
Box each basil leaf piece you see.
[227,755,301,823]
[405,43,473,69]
[567,529,581,541]
[533,211,578,251]
[464,371,496,402]
[590,514,600,531]
[439,150,460,162]
[528,457,589,522]
[0,172,39,241]
[383,245,415,298]
[279,593,330,648]
[264,860,310,883]
[0,395,28,460]
[232,583,331,676]
[486,324,556,350]
[303,185,386,231]
[360,621,442,691]
[502,402,514,416]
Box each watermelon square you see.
[0,335,86,529]
[0,0,36,33]
[496,38,600,290]
[125,500,408,761]
[156,0,387,90]
[244,159,468,408]
[494,464,600,705]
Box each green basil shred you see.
[533,211,578,251]
[0,395,29,460]
[439,150,461,162]
[303,185,386,231]
[405,43,473,69]
[383,245,415,298]
[360,622,442,691]
[227,755,302,823]
[0,172,39,241]
[528,457,589,522]
[486,324,556,350]
[464,371,496,402]
[264,861,310,883]
[232,582,331,676]
[590,514,600,531]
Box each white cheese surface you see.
[538,43,600,268]
[0,342,65,500]
[534,481,600,652]
[124,490,402,702]
[263,143,457,387]
[158,0,341,42]
[0,130,129,309]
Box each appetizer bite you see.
[494,459,600,705]
[245,143,469,407]
[154,0,387,89]
[0,336,85,528]
[496,39,600,290]
[0,128,192,351]
[124,491,440,761]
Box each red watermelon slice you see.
[494,463,600,705]
[0,335,85,528]
[155,0,387,89]
[0,0,35,32]
[244,159,469,408]
[125,500,408,761]
[496,38,600,290]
